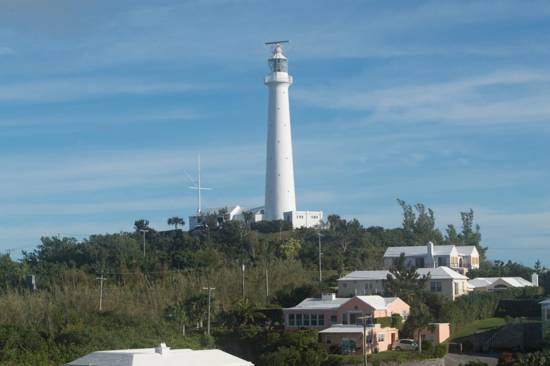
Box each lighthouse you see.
[264,42,297,221]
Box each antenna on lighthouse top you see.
[188,154,212,214]
[265,40,290,46]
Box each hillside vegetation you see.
[0,200,547,365]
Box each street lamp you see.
[139,229,149,259]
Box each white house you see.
[65,343,254,366]
[338,266,469,301]
[383,242,480,273]
[188,205,246,231]
[468,276,537,292]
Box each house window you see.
[415,257,425,267]
[431,281,442,292]
[296,314,303,326]
[343,283,348,288]
[377,333,385,342]
[343,313,348,325]
[438,257,447,266]
[325,335,331,344]
[546,309,550,321]
[311,314,318,326]
[454,282,459,295]
[289,314,295,326]
[319,314,325,326]
[303,313,310,326]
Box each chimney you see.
[427,241,435,268]
[155,343,170,355]
[532,273,539,287]
[321,293,336,301]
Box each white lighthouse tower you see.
[264,42,297,221]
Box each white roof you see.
[319,325,367,334]
[354,296,398,310]
[338,270,391,281]
[288,297,349,310]
[468,277,534,289]
[384,245,478,258]
[540,298,550,305]
[338,266,467,282]
[416,266,468,280]
[65,345,254,366]
[455,246,478,256]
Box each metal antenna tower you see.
[189,154,212,214]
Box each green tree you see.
[404,304,433,353]
[385,254,429,305]
[134,219,150,232]
[164,301,189,335]
[277,238,301,260]
[458,210,487,260]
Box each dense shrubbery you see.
[440,287,541,333]
[514,350,550,365]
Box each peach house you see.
[419,323,450,345]
[319,324,399,355]
[284,294,409,330]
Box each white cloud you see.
[0,78,214,103]
[294,70,550,125]
[0,46,14,56]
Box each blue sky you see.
[1,0,549,265]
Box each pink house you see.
[283,294,410,330]
[337,296,410,325]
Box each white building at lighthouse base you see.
[283,210,324,229]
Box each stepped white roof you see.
[65,344,254,366]
[468,277,534,289]
[338,266,467,282]
[287,295,403,311]
[338,270,390,281]
[384,245,477,258]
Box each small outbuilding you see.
[319,324,399,355]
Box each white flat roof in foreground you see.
[65,345,254,366]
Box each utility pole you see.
[139,229,149,259]
[318,232,323,286]
[358,315,372,366]
[265,264,269,302]
[96,274,107,312]
[202,287,215,336]
[241,263,246,299]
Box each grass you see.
[451,317,507,340]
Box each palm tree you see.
[167,217,185,230]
